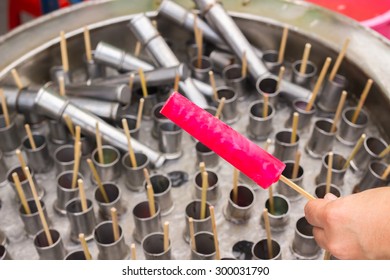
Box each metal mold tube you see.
[93,42,154,72]
[68,97,121,121]
[128,14,208,108]
[35,86,166,168]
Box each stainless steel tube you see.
[129,14,208,108]
[68,97,120,121]
[35,86,165,168]
[94,42,154,72]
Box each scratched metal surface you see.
[0,2,388,260]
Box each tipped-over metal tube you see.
[35,85,165,168]
[68,97,120,121]
[94,42,154,72]
[128,14,208,108]
[158,0,226,49]
[194,0,268,80]
[93,64,189,90]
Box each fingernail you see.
[324,193,338,201]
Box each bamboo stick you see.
[87,159,110,203]
[330,91,348,133]
[209,206,220,260]
[278,26,289,64]
[329,38,350,82]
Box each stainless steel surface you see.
[0,0,389,261]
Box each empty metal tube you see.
[68,97,120,121]
[128,14,208,108]
[35,85,166,168]
[93,42,154,72]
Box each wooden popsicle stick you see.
[60,31,69,73]
[173,73,180,92]
[24,124,37,150]
[330,90,348,133]
[342,134,366,170]
[264,139,275,214]
[241,51,247,78]
[189,217,197,251]
[276,66,285,91]
[278,26,289,64]
[75,126,81,147]
[200,171,208,220]
[129,73,135,94]
[0,89,10,127]
[63,114,75,137]
[122,118,137,168]
[379,145,390,158]
[12,172,31,215]
[134,41,142,57]
[83,26,93,62]
[193,13,199,41]
[58,76,66,96]
[146,183,156,216]
[209,206,220,260]
[143,168,152,187]
[264,138,272,152]
[131,243,137,260]
[263,94,269,118]
[16,149,27,174]
[95,123,104,164]
[381,165,390,180]
[279,175,315,200]
[11,69,24,89]
[163,221,170,252]
[79,233,92,260]
[209,71,219,101]
[215,97,225,120]
[299,43,311,74]
[111,207,120,242]
[199,162,206,174]
[351,79,373,124]
[25,167,53,245]
[78,179,88,212]
[232,168,239,204]
[87,159,110,203]
[291,151,301,179]
[323,250,331,260]
[290,112,299,144]
[329,38,350,82]
[136,98,145,129]
[326,152,334,195]
[262,208,273,259]
[138,68,148,98]
[71,141,81,189]
[306,57,332,111]
[197,29,203,69]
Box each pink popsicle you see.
[160,92,285,189]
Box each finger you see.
[324,192,338,201]
[304,198,331,228]
[312,227,329,251]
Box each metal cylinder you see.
[315,152,347,187]
[91,145,121,184]
[94,221,130,260]
[337,107,368,146]
[84,51,106,81]
[22,134,53,174]
[65,198,97,243]
[68,97,121,121]
[277,161,304,201]
[158,122,183,159]
[0,151,7,187]
[195,141,219,169]
[93,42,154,72]
[211,51,236,74]
[50,65,72,85]
[53,144,78,176]
[0,245,12,260]
[278,78,312,104]
[224,184,255,224]
[291,217,321,259]
[132,201,162,243]
[7,165,44,201]
[48,118,69,145]
[355,161,389,192]
[116,115,140,140]
[152,102,170,139]
[305,119,336,159]
[122,152,150,192]
[285,99,316,132]
[190,231,216,260]
[262,50,282,74]
[215,86,239,124]
[33,229,67,260]
[0,229,6,247]
[35,86,166,168]
[291,60,317,89]
[19,199,50,238]
[142,232,172,260]
[194,0,268,80]
[256,77,280,107]
[247,100,275,141]
[317,74,347,113]
[64,250,87,260]
[222,64,250,101]
[94,182,126,220]
[273,130,300,161]
[143,174,174,216]
[0,115,20,155]
[53,171,83,216]
[183,200,212,243]
[351,136,388,172]
[314,183,341,198]
[190,56,213,83]
[194,170,220,205]
[261,194,290,231]
[252,239,282,260]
